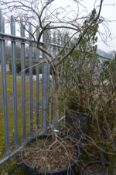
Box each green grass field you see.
[0,73,43,158]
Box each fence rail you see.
[0,11,63,165]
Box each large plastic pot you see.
[65,110,90,139]
[23,134,80,175]
[24,162,76,175]
[80,161,109,175]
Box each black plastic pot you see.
[80,161,109,175]
[65,109,90,139]
[24,162,76,175]
[23,134,80,175]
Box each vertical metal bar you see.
[10,16,18,146]
[50,70,54,125]
[56,33,59,54]
[47,32,51,125]
[51,31,57,125]
[29,23,33,137]
[42,30,50,130]
[35,24,40,129]
[61,36,65,87]
[53,32,56,57]
[57,32,61,52]
[0,11,9,153]
[42,63,49,129]
[20,21,26,142]
[35,48,40,129]
[50,31,54,124]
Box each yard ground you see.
[0,73,43,158]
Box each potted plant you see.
[58,10,99,139]
[21,132,80,175]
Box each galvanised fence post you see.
[20,21,26,143]
[0,10,10,154]
[29,23,33,138]
[11,16,19,147]
[42,29,50,130]
[35,26,40,129]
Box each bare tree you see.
[0,0,104,126]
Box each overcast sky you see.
[53,0,116,52]
[2,0,116,52]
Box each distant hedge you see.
[9,62,43,74]
[9,62,53,75]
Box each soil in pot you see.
[22,134,79,175]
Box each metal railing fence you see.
[0,11,63,165]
